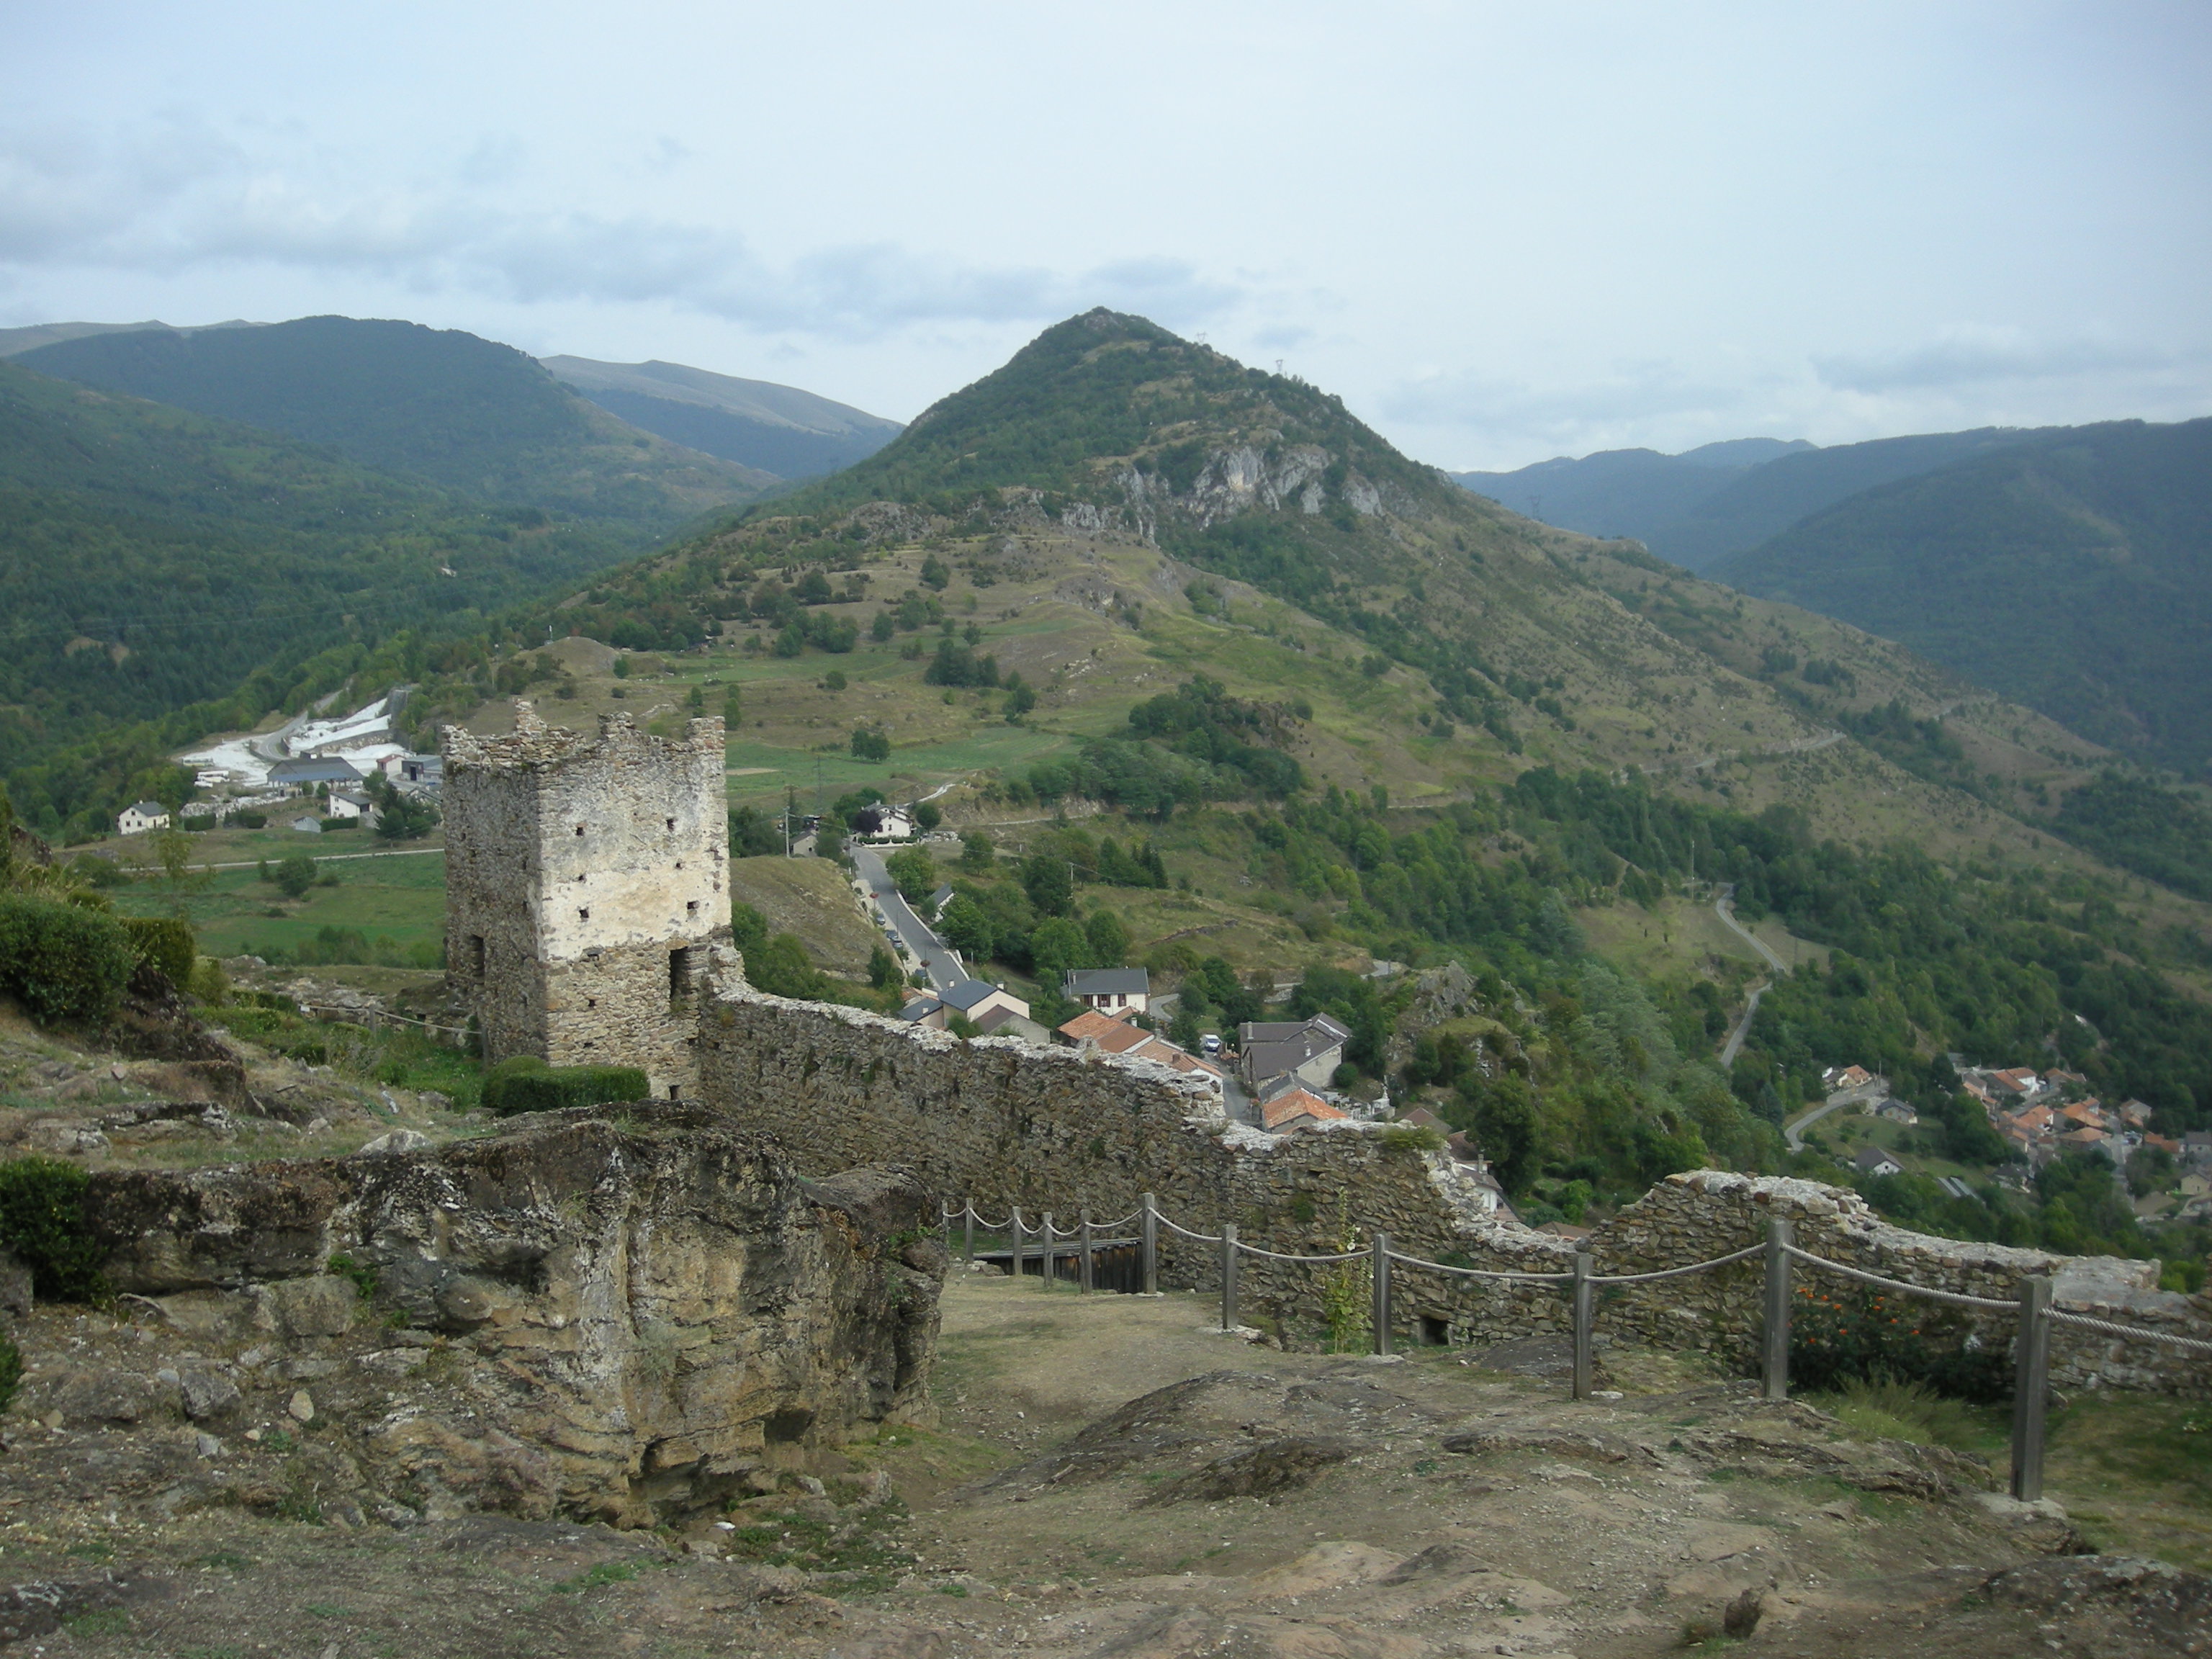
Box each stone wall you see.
[698,981,2211,1395]
[84,1102,944,1524]
[443,707,730,1097]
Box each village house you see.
[115,800,170,836]
[1875,1098,1919,1125]
[1055,1008,1228,1102]
[1260,1085,1349,1133]
[325,789,380,826]
[1823,1064,1876,1093]
[1238,1012,1352,1094]
[938,979,1028,1026]
[1063,966,1150,1016]
[2118,1100,2154,1130]
[1853,1145,1904,1179]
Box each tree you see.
[1028,917,1094,981]
[1022,854,1072,917]
[940,895,995,958]
[914,801,943,832]
[272,854,318,899]
[724,688,743,727]
[1169,1002,1202,1051]
[747,934,827,1000]
[729,806,782,857]
[959,831,995,873]
[1004,675,1037,722]
[824,669,848,692]
[1455,1074,1541,1192]
[1084,909,1129,968]
[850,728,891,762]
[884,848,937,904]
[920,554,950,591]
[613,655,631,679]
[868,945,899,990]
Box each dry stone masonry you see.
[444,706,730,1098]
[75,1102,943,1525]
[695,981,2210,1395]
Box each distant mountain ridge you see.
[1713,416,2212,771]
[14,316,772,534]
[1455,428,2059,570]
[543,355,901,480]
[0,318,262,357]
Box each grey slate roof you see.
[1238,1012,1352,1085]
[941,979,1011,1012]
[1064,967,1150,997]
[268,757,366,785]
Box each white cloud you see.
[0,120,1241,341]
[1812,325,2197,392]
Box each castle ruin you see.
[443,706,729,1098]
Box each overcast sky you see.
[4,1,2206,469]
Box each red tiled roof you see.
[1262,1088,1349,1131]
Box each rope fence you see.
[941,1197,2210,1504]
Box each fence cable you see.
[1158,1215,1224,1244]
[1784,1246,2018,1310]
[1591,1242,1765,1285]
[2044,1308,2212,1355]
[1235,1244,1369,1265]
[1386,1251,1573,1283]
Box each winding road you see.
[1714,884,1786,1069]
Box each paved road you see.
[1785,1084,1881,1152]
[195,845,446,873]
[1714,884,1785,1069]
[850,844,964,993]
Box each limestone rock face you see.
[81,1102,943,1524]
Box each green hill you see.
[0,359,683,833]
[543,356,901,480]
[16,315,772,535]
[1712,418,2212,772]
[1457,428,2057,571]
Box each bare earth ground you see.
[3,1268,2206,1658]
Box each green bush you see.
[0,1157,105,1301]
[120,914,196,986]
[1785,1282,2011,1403]
[0,896,136,1026]
[0,1326,19,1414]
[480,1056,650,1118]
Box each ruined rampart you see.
[83,1102,943,1524]
[700,984,2211,1395]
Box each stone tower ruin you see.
[444,706,729,1098]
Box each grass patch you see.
[2044,1393,2212,1569]
[1812,1377,2008,1457]
[719,1498,914,1594]
[553,1559,642,1595]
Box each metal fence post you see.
[1571,1250,1594,1401]
[1141,1192,1159,1295]
[1041,1211,1055,1290]
[1761,1216,1794,1401]
[1010,1205,1025,1284]
[2011,1275,2053,1502]
[1221,1223,1239,1332]
[963,1203,974,1266]
[1079,1209,1094,1293]
[1372,1231,1393,1357]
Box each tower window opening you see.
[666,817,677,833]
[669,945,693,1000]
[469,935,486,977]
[578,907,590,921]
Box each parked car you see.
[1201,1033,1223,1057]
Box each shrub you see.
[0,896,136,1026]
[0,1156,105,1300]
[230,810,268,830]
[1784,1283,2011,1402]
[120,914,196,986]
[480,1056,650,1117]
[0,1326,17,1413]
[271,855,317,899]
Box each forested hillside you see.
[1713,418,2212,771]
[544,356,901,480]
[0,360,667,834]
[1455,428,2062,570]
[17,315,771,534]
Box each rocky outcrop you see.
[65,1102,943,1525]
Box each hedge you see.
[0,1156,105,1301]
[121,914,196,987]
[0,896,136,1026]
[480,1056,650,1118]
